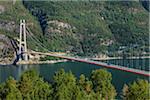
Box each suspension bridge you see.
[8,20,150,77]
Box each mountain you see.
[23,1,149,56]
[0,0,149,62]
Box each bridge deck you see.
[26,52,150,77]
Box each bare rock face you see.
[48,20,72,29]
[0,5,5,14]
[0,20,18,32]
[0,34,17,64]
[46,20,75,33]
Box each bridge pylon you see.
[19,19,28,61]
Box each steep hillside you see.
[23,1,149,56]
[0,0,149,60]
[0,0,43,63]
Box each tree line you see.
[0,68,149,100]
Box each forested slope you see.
[23,1,149,56]
[0,0,43,63]
[0,0,149,59]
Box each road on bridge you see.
[25,51,150,77]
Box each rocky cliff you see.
[0,0,43,64]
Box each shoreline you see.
[91,56,150,61]
[17,59,68,65]
[0,59,68,65]
[0,56,149,65]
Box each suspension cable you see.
[26,27,49,52]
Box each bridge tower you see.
[19,19,28,61]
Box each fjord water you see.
[0,59,149,97]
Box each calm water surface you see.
[0,60,149,98]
